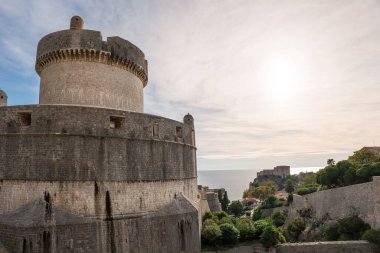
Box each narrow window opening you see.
[110,116,124,129]
[180,221,186,251]
[153,123,159,138]
[176,126,183,138]
[18,112,31,126]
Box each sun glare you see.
[262,58,303,101]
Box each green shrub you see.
[228,201,244,217]
[203,218,218,226]
[362,229,380,245]
[202,211,213,222]
[252,208,262,221]
[235,218,255,241]
[296,187,318,195]
[338,215,370,240]
[323,216,370,241]
[286,194,293,205]
[202,211,219,224]
[220,223,240,244]
[219,216,235,225]
[261,196,285,209]
[287,218,305,241]
[260,225,286,248]
[323,223,340,241]
[338,233,353,241]
[201,223,222,245]
[214,211,229,220]
[272,211,285,227]
[253,219,272,239]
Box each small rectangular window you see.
[110,116,124,129]
[153,123,159,138]
[18,112,31,126]
[176,126,183,138]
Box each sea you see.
[197,167,322,201]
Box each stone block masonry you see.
[286,177,380,230]
[0,16,200,253]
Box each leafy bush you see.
[228,201,244,217]
[203,218,218,227]
[260,225,286,248]
[202,211,214,222]
[201,223,222,245]
[220,223,240,244]
[219,216,235,225]
[296,187,318,195]
[323,216,370,241]
[338,215,370,240]
[253,219,272,238]
[287,218,305,241]
[323,223,340,241]
[235,218,255,241]
[260,196,285,209]
[272,211,285,227]
[362,229,380,245]
[214,211,229,220]
[252,208,262,221]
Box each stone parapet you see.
[36,30,147,85]
[0,105,196,181]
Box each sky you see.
[1,0,380,171]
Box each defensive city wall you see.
[286,176,380,229]
[0,16,200,253]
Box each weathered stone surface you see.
[286,177,380,229]
[276,241,378,253]
[0,105,196,181]
[36,19,148,112]
[0,90,6,107]
[0,16,200,253]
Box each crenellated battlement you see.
[36,33,148,85]
[36,16,149,112]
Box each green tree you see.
[362,229,380,245]
[219,216,235,225]
[220,223,240,244]
[285,179,295,193]
[221,191,230,212]
[327,158,335,166]
[287,218,305,242]
[260,180,278,192]
[214,211,228,220]
[228,201,244,217]
[201,223,222,245]
[252,208,262,221]
[253,219,273,238]
[260,226,285,248]
[244,186,275,200]
[272,211,285,227]
[235,218,255,241]
[348,150,380,165]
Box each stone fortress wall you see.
[0,105,196,181]
[257,165,290,178]
[286,176,380,230]
[0,16,200,253]
[0,90,7,107]
[36,16,148,112]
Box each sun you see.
[262,58,302,101]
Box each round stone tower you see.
[0,16,199,253]
[0,90,7,107]
[36,16,148,112]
